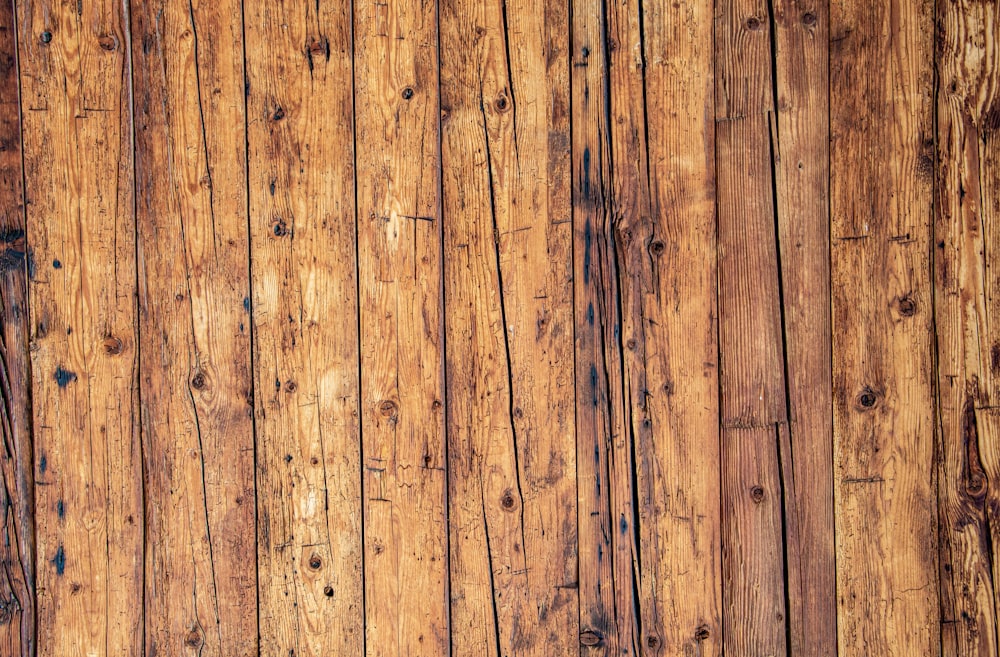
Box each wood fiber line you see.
[770,0,836,653]
[440,0,578,654]
[715,0,789,653]
[353,0,449,654]
[16,0,143,655]
[130,0,257,654]
[0,1,33,655]
[934,1,1000,655]
[245,1,364,656]
[830,0,938,653]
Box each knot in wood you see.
[378,400,398,417]
[580,630,603,646]
[750,485,765,503]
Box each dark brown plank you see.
[0,1,33,654]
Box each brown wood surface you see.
[1,0,994,654]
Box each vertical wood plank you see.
[0,2,33,654]
[130,0,257,654]
[353,0,449,653]
[608,0,723,653]
[569,0,623,653]
[17,0,143,655]
[715,0,788,654]
[771,0,836,653]
[934,1,1000,655]
[830,0,938,653]
[245,2,364,656]
[440,0,578,654]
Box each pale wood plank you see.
[245,2,364,656]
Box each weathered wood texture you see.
[245,1,364,656]
[935,1,1000,656]
[1,0,994,654]
[831,0,938,654]
[0,2,33,655]
[130,0,257,655]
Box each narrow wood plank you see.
[0,2,33,654]
[934,1,1000,655]
[607,0,723,653]
[16,1,143,655]
[570,0,624,654]
[441,0,577,654]
[130,0,257,654]
[245,3,364,657]
[353,0,449,654]
[830,0,938,653]
[715,1,789,654]
[771,0,836,653]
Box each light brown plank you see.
[715,1,788,654]
[17,1,143,655]
[130,0,257,654]
[771,0,836,653]
[245,2,364,656]
[0,2,33,655]
[830,0,938,653]
[353,0,449,654]
[440,0,578,655]
[934,1,1000,655]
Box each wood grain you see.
[17,0,143,655]
[830,0,938,653]
[353,0,449,654]
[934,1,1000,655]
[0,2,33,654]
[130,0,257,654]
[440,0,578,654]
[245,2,364,656]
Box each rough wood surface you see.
[353,0,449,654]
[934,1,1000,656]
[245,1,364,656]
[0,2,33,655]
[130,0,257,654]
[5,0,998,655]
[830,0,938,653]
[18,0,143,655]
[440,0,578,655]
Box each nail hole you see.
[323,586,334,597]
[857,387,878,409]
[308,555,322,570]
[402,87,414,100]
[40,31,52,43]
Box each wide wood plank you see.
[130,0,257,654]
[934,1,1000,655]
[245,3,364,657]
[0,3,33,655]
[612,1,723,654]
[17,0,143,655]
[771,0,836,653]
[715,1,788,654]
[830,0,937,653]
[440,0,578,655]
[353,0,449,654]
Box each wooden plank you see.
[934,1,1000,655]
[440,0,577,654]
[569,0,624,654]
[16,0,143,655]
[715,0,788,654]
[244,3,364,657]
[129,0,257,655]
[607,0,722,654]
[353,0,449,654]
[0,2,34,654]
[771,0,836,653]
[830,0,938,653]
